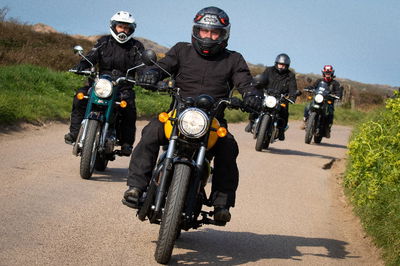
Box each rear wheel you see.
[94,155,108,171]
[255,115,271,151]
[154,164,191,264]
[80,120,100,179]
[314,135,323,144]
[305,112,316,144]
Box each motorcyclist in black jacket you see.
[245,53,298,140]
[123,6,262,223]
[64,11,144,156]
[302,65,343,138]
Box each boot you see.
[122,187,142,209]
[64,132,77,145]
[214,206,231,222]
[121,143,133,156]
[244,121,253,133]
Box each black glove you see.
[73,62,88,72]
[244,95,262,112]
[138,69,160,85]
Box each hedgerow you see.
[344,92,400,265]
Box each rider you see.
[64,11,144,156]
[303,65,343,138]
[123,6,262,223]
[245,53,298,141]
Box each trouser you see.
[127,118,240,207]
[69,86,137,145]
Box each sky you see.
[2,0,399,87]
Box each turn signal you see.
[280,103,287,108]
[307,96,312,100]
[327,100,332,104]
[217,127,227,138]
[120,100,127,108]
[158,112,169,123]
[76,92,85,100]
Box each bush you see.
[344,92,400,265]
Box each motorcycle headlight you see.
[94,78,113,98]
[264,95,277,108]
[315,94,324,103]
[178,108,209,138]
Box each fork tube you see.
[154,138,177,213]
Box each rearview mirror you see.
[73,45,84,54]
[142,49,157,66]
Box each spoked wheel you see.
[80,120,100,179]
[154,163,191,264]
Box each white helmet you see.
[109,11,136,43]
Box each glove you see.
[73,62,88,72]
[138,69,160,85]
[243,95,262,112]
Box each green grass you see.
[0,64,375,127]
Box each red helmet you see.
[322,65,335,82]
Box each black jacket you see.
[153,42,258,99]
[262,66,298,102]
[79,35,144,78]
[312,78,343,98]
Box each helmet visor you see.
[193,25,228,43]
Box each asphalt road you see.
[0,121,382,265]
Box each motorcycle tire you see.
[255,115,271,151]
[314,135,323,144]
[94,155,108,171]
[154,163,191,264]
[305,112,317,144]
[80,120,100,179]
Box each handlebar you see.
[68,69,93,76]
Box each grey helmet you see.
[109,11,136,44]
[192,6,230,57]
[274,53,291,73]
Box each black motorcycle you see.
[123,53,247,264]
[250,90,295,151]
[304,81,340,144]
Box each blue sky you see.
[2,0,399,87]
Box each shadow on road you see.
[171,229,359,265]
[267,147,336,160]
[314,142,348,149]
[90,167,128,182]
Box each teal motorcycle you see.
[69,46,155,179]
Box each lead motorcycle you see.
[304,80,340,144]
[123,53,248,264]
[250,90,295,151]
[69,46,153,179]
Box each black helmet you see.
[274,53,290,74]
[192,6,230,57]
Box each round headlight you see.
[315,94,324,103]
[178,108,209,138]
[94,79,113,98]
[264,95,277,108]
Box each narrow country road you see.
[0,121,382,265]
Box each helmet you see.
[192,6,230,56]
[274,53,291,74]
[109,11,136,44]
[322,65,335,82]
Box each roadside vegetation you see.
[344,94,400,265]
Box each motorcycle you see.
[250,90,295,151]
[68,46,154,179]
[304,80,340,144]
[124,52,247,264]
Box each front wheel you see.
[255,115,271,151]
[154,164,191,264]
[305,112,316,144]
[80,120,101,179]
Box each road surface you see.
[0,121,382,265]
